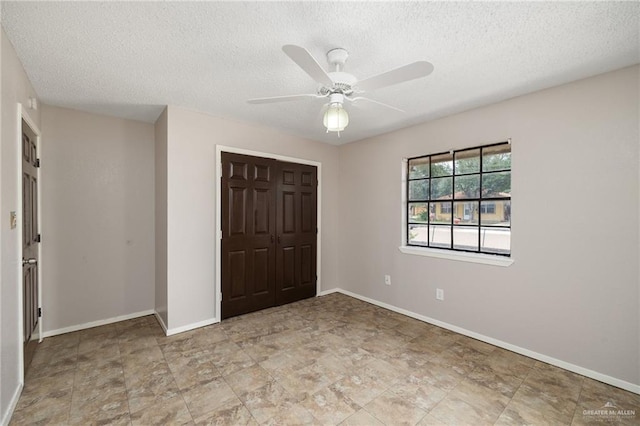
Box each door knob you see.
[22,258,37,266]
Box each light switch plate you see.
[10,211,17,229]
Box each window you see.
[480,203,496,214]
[406,141,511,256]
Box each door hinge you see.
[38,307,42,318]
[35,158,40,168]
[36,234,41,243]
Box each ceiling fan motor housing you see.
[317,48,356,96]
[319,71,357,96]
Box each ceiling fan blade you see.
[247,94,321,104]
[282,45,334,87]
[349,96,405,113]
[354,61,434,92]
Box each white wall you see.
[338,65,640,386]
[154,108,168,328]
[163,106,341,331]
[0,28,40,424]
[40,105,155,333]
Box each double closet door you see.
[221,152,317,319]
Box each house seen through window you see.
[407,141,511,256]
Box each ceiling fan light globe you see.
[323,103,349,132]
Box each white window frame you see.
[399,143,514,267]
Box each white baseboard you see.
[1,383,23,426]
[165,317,219,336]
[154,312,168,335]
[41,309,155,338]
[318,288,340,297]
[40,310,218,339]
[331,288,640,395]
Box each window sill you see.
[398,246,514,267]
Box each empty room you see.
[1,1,639,425]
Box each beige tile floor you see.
[10,293,640,425]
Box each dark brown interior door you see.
[22,119,39,372]
[275,162,317,305]
[221,153,317,319]
[221,153,277,319]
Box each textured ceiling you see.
[1,1,638,145]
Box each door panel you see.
[281,192,296,233]
[23,174,30,244]
[255,163,271,182]
[31,177,38,243]
[275,161,317,306]
[280,246,296,291]
[254,189,271,235]
[222,153,277,319]
[23,268,31,343]
[22,120,39,372]
[221,153,317,319]
[301,244,313,284]
[253,248,270,294]
[301,192,313,232]
[230,161,248,179]
[229,186,247,235]
[228,250,247,299]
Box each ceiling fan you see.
[248,45,434,135]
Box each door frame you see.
[17,103,43,381]
[215,145,322,321]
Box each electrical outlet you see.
[436,288,444,301]
[384,275,391,286]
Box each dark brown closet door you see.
[275,162,317,305]
[221,153,317,319]
[221,152,277,319]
